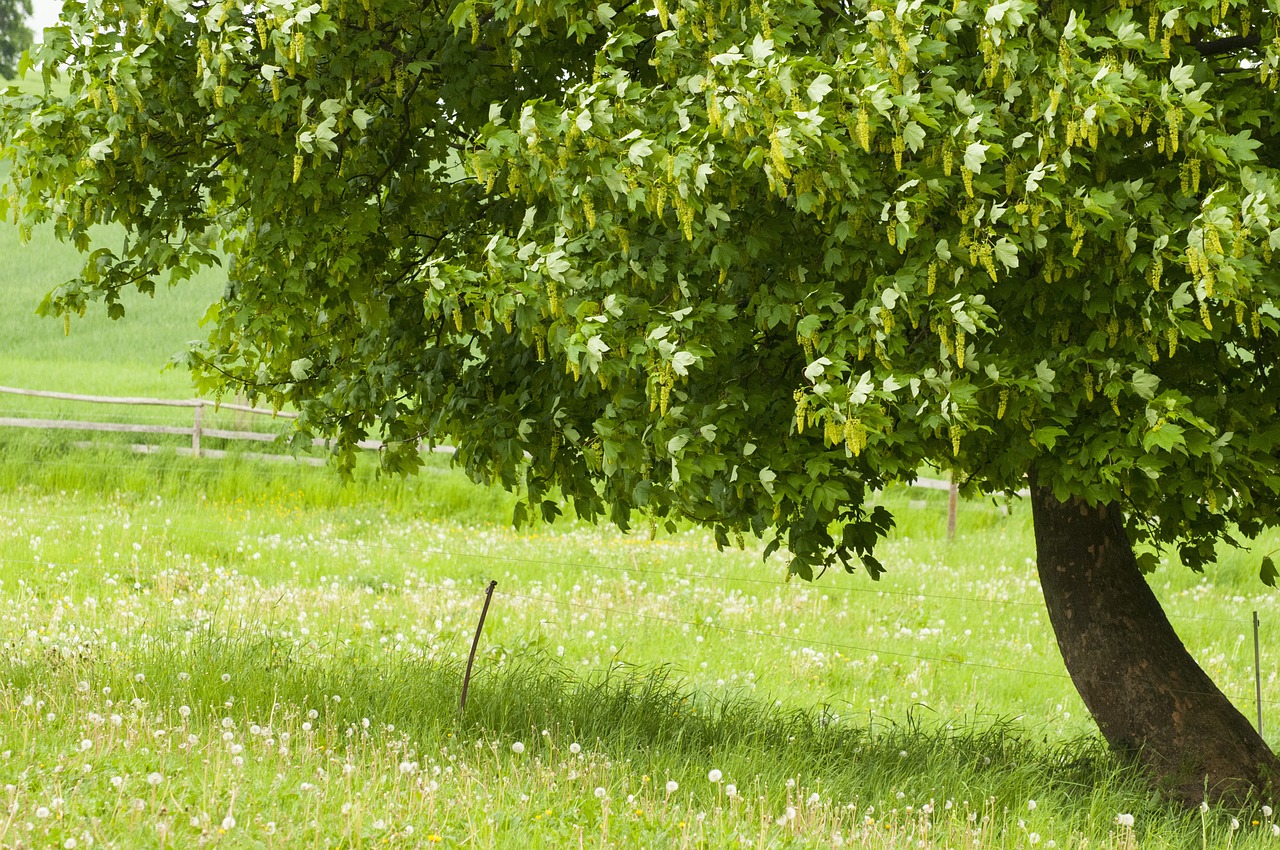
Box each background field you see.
[4,152,1280,847]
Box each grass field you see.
[3,437,1280,848]
[4,141,1280,847]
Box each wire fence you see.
[0,498,1275,724]
[0,385,1275,734]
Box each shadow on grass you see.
[3,626,1170,822]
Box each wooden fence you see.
[0,384,390,458]
[0,383,972,534]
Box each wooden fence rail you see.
[0,385,390,456]
[0,384,970,533]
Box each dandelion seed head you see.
[708,769,722,783]
[511,742,525,754]
[666,780,678,793]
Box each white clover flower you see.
[666,780,678,794]
[511,742,525,755]
[1115,813,1134,828]
[708,769,722,783]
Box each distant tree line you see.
[0,0,32,80]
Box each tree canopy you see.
[0,0,32,79]
[2,0,1279,581]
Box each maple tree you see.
[3,0,1280,801]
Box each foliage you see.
[2,0,1280,580]
[0,0,31,79]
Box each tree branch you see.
[1192,33,1261,57]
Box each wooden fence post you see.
[193,402,203,457]
[947,475,958,541]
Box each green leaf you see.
[1031,426,1067,449]
[1142,422,1185,454]
[992,237,1019,271]
[963,142,988,173]
[1169,62,1195,93]
[1131,369,1159,401]
[807,74,833,102]
[902,121,926,153]
[1262,556,1278,588]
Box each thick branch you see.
[1192,33,1262,57]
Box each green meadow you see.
[3,166,1280,847]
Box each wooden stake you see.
[459,580,497,720]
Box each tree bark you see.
[1028,471,1280,805]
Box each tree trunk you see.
[1028,471,1280,805]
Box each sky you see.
[26,0,63,41]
